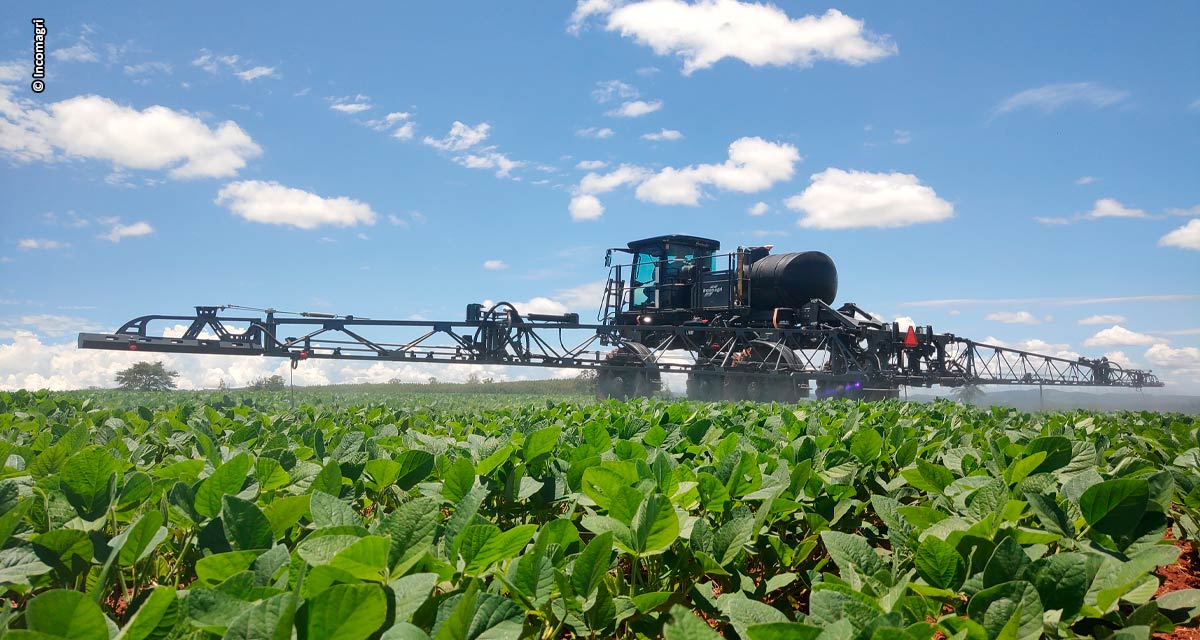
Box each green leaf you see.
[1023,490,1072,538]
[571,531,613,599]
[717,592,788,640]
[195,453,252,520]
[24,589,109,640]
[462,524,536,575]
[303,583,387,640]
[523,425,562,462]
[58,447,118,521]
[263,494,310,537]
[663,605,722,640]
[914,536,964,590]
[745,623,823,640]
[329,535,391,582]
[1025,552,1087,618]
[116,472,154,511]
[222,495,273,551]
[255,457,292,492]
[442,456,476,504]
[1080,478,1149,538]
[821,531,885,576]
[374,497,439,574]
[849,429,883,463]
[311,460,343,496]
[632,591,673,613]
[310,490,359,528]
[195,550,262,586]
[112,511,168,567]
[982,537,1030,590]
[363,459,402,492]
[388,573,438,623]
[507,545,554,609]
[224,593,296,640]
[630,493,679,557]
[394,450,435,490]
[114,586,178,640]
[966,581,1043,640]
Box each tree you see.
[250,374,286,391]
[115,361,179,391]
[951,383,986,405]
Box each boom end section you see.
[77,332,266,356]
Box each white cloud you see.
[636,137,800,205]
[993,82,1129,116]
[983,336,1078,360]
[482,260,508,270]
[569,195,605,221]
[579,164,651,195]
[53,42,98,63]
[1075,176,1096,185]
[785,168,953,229]
[391,122,415,140]
[576,159,608,170]
[553,281,607,313]
[573,2,895,74]
[216,180,378,230]
[481,297,569,316]
[2,314,100,337]
[608,100,662,118]
[0,90,261,179]
[641,128,683,141]
[1159,219,1200,251]
[892,129,911,144]
[894,316,916,331]
[1083,325,1166,347]
[330,100,372,114]
[123,61,173,76]
[1086,198,1146,219]
[1167,205,1200,217]
[98,220,153,243]
[1144,344,1200,371]
[423,121,490,151]
[456,149,521,178]
[235,65,278,82]
[1034,216,1071,225]
[1103,351,1135,367]
[748,201,769,216]
[576,126,615,139]
[192,51,239,74]
[1079,314,1126,325]
[17,239,68,250]
[592,80,639,103]
[984,311,1044,325]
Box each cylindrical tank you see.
[748,251,838,309]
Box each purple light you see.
[854,382,861,388]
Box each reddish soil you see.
[1154,531,1200,639]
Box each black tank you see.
[747,251,838,308]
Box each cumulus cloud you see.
[569,194,605,221]
[993,82,1129,116]
[98,220,154,243]
[1159,219,1200,251]
[785,168,953,229]
[193,50,279,82]
[576,159,608,170]
[636,137,800,205]
[455,150,522,178]
[1144,344,1200,371]
[18,239,69,250]
[641,128,683,141]
[423,121,490,151]
[566,137,799,217]
[0,88,261,179]
[1078,314,1126,325]
[607,99,662,117]
[482,259,508,270]
[983,336,1079,360]
[392,122,415,140]
[1083,325,1166,347]
[748,201,769,216]
[985,311,1045,325]
[576,126,615,139]
[481,297,569,316]
[53,42,99,63]
[571,1,896,74]
[1086,198,1146,219]
[235,66,278,82]
[216,180,378,230]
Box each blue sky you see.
[0,1,1197,391]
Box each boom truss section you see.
[76,304,1163,394]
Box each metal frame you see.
[77,302,1162,390]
